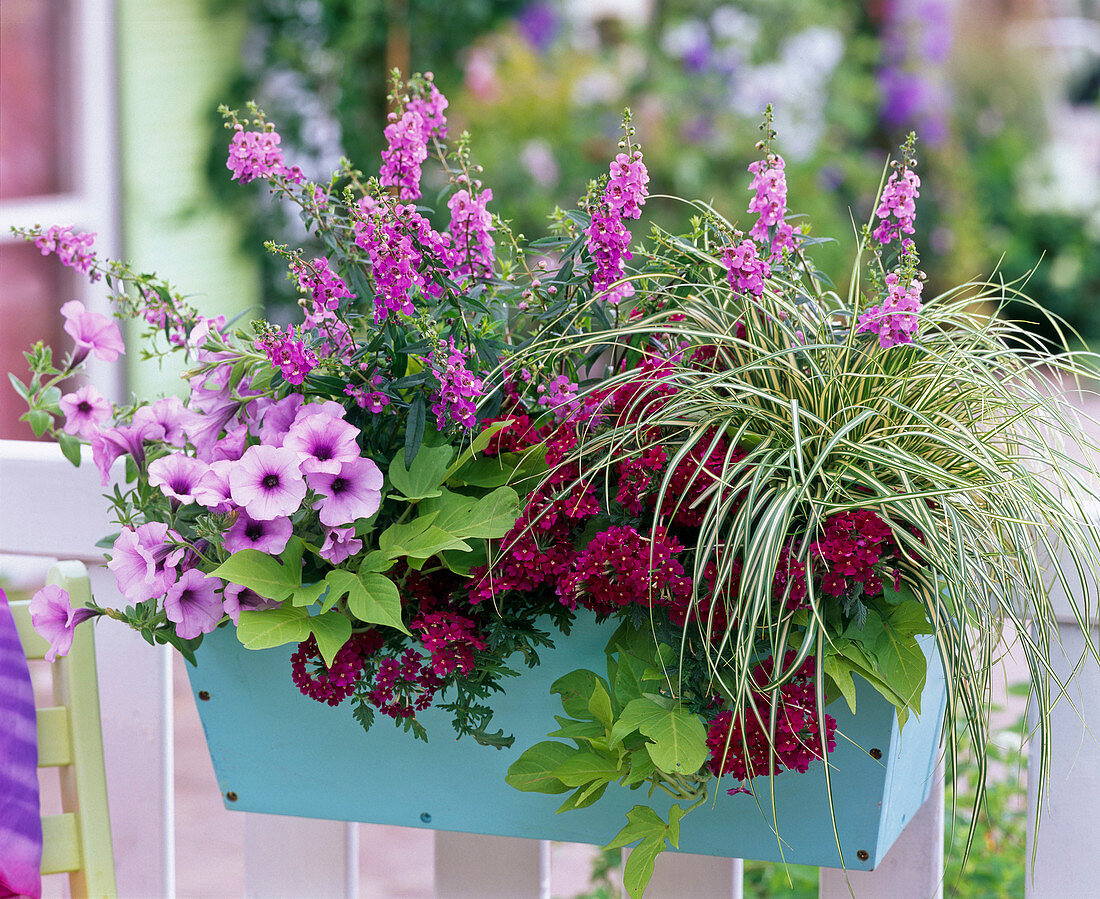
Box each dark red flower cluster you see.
[291,630,385,706]
[706,652,837,787]
[772,540,809,610]
[367,649,442,720]
[413,611,487,676]
[615,446,668,515]
[812,509,897,597]
[479,413,544,457]
[667,555,741,635]
[656,432,745,528]
[558,525,692,615]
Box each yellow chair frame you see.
[11,561,118,898]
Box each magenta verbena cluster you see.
[413,611,487,677]
[367,649,443,720]
[291,632,385,707]
[706,651,838,788]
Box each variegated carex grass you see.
[515,199,1100,866]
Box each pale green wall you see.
[117,0,260,398]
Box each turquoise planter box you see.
[187,611,946,870]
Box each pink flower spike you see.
[319,526,363,564]
[147,453,208,504]
[59,384,112,439]
[35,225,99,280]
[223,512,293,556]
[164,570,224,640]
[307,456,383,527]
[229,444,307,521]
[221,584,280,626]
[29,585,95,662]
[60,300,125,363]
[283,411,362,475]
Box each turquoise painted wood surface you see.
[186,612,945,869]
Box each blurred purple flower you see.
[517,2,560,53]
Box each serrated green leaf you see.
[236,606,311,650]
[309,611,352,667]
[505,741,575,794]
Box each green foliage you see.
[507,626,711,897]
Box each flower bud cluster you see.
[226,126,303,184]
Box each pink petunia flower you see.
[307,456,383,527]
[60,300,125,364]
[90,418,166,485]
[147,453,208,504]
[29,585,95,662]
[107,522,184,603]
[228,444,307,521]
[250,394,304,446]
[283,410,362,474]
[164,569,224,640]
[223,512,293,555]
[59,384,112,439]
[319,525,363,564]
[133,396,188,448]
[221,583,281,626]
[193,459,237,512]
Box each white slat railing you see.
[5,437,1093,897]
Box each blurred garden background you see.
[0,0,1096,895]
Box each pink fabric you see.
[0,590,42,898]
